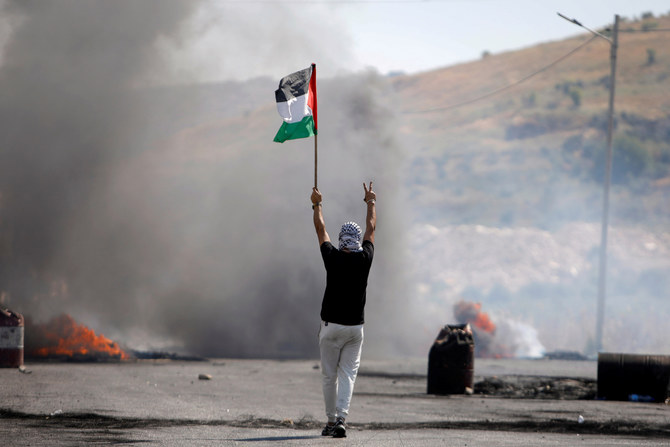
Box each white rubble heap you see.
[409,222,670,355]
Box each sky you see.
[164,0,670,83]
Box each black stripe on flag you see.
[275,66,312,103]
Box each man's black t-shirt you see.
[319,240,374,325]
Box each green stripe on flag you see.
[273,115,316,143]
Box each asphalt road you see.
[1,358,669,446]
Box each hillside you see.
[392,13,670,228]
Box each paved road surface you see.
[1,358,668,446]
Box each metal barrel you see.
[597,352,670,402]
[0,308,24,368]
[427,324,475,395]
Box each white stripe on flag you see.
[276,93,312,124]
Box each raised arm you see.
[311,187,330,246]
[363,181,376,244]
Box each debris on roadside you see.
[473,376,596,400]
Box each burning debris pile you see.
[453,300,509,358]
[26,314,129,361]
[453,300,545,359]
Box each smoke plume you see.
[0,1,412,358]
[453,300,545,358]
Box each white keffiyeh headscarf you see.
[338,221,363,252]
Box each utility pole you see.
[558,13,619,354]
[595,14,619,353]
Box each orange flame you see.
[473,308,496,333]
[453,300,512,358]
[31,314,129,360]
[453,301,496,334]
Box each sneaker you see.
[332,418,346,438]
[321,423,335,436]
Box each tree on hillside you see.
[589,135,652,185]
[646,48,656,66]
[569,89,582,109]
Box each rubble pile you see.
[412,222,670,294]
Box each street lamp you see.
[558,13,620,354]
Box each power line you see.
[402,34,599,114]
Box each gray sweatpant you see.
[318,320,364,422]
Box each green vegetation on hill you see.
[393,13,670,229]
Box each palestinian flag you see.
[273,64,318,143]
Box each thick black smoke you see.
[0,0,198,315]
[120,71,412,357]
[0,1,413,357]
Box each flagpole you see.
[314,133,318,188]
[312,62,318,189]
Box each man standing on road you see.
[310,182,376,438]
